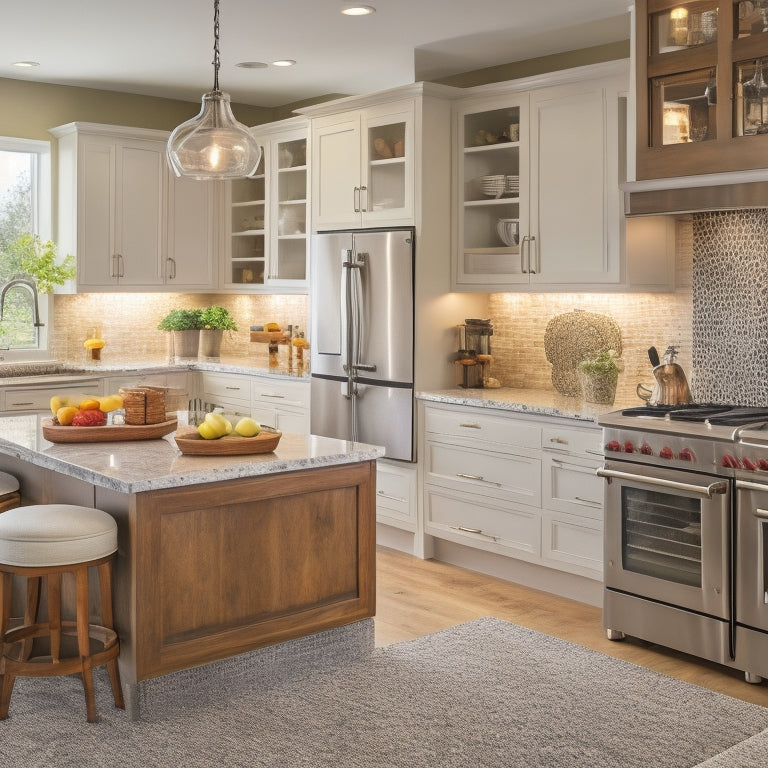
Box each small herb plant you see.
[577,349,619,376]
[157,308,204,331]
[199,306,237,331]
[4,234,76,293]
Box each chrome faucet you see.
[0,277,44,327]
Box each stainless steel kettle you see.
[636,345,693,406]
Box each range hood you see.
[623,170,768,216]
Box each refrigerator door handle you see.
[349,252,377,375]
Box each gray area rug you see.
[2,616,768,768]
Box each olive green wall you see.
[0,76,274,141]
[434,40,630,89]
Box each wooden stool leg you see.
[75,566,97,723]
[97,561,124,710]
[0,572,14,720]
[47,572,62,663]
[20,576,41,661]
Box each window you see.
[0,137,52,360]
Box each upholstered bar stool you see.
[0,472,20,514]
[0,504,124,722]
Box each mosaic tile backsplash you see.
[691,210,768,406]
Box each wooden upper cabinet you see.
[636,0,768,179]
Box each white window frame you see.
[0,136,53,362]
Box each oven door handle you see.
[596,468,728,498]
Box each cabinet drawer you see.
[200,373,250,405]
[425,441,541,508]
[376,461,416,529]
[251,377,310,410]
[425,406,541,452]
[541,424,602,460]
[3,381,101,412]
[425,487,539,559]
[543,456,602,520]
[542,511,602,578]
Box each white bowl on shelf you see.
[496,218,519,247]
[479,175,506,197]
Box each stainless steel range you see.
[597,403,768,684]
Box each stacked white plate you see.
[504,175,520,196]
[496,218,519,246]
[479,175,506,197]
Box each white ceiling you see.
[1,1,631,108]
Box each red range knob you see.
[678,448,695,462]
[721,454,742,469]
[659,446,674,460]
[742,457,757,471]
[640,444,653,455]
[623,441,635,453]
[758,459,768,471]
[606,440,621,452]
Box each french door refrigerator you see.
[310,227,415,461]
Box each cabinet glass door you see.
[650,3,718,54]
[362,102,414,224]
[650,69,717,144]
[273,137,308,282]
[457,99,529,285]
[229,157,266,286]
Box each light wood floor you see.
[374,546,768,708]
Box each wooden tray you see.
[174,426,282,456]
[42,418,178,443]
[249,331,289,344]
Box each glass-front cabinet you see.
[224,117,309,291]
[636,0,768,179]
[454,95,529,286]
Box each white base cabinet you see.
[420,401,604,581]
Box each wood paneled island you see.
[0,414,383,715]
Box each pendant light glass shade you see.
[167,91,262,179]
[166,0,262,179]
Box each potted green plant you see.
[157,308,204,361]
[198,305,238,360]
[577,349,620,405]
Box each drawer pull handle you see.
[262,393,286,399]
[549,437,569,445]
[377,490,407,503]
[574,496,601,507]
[10,401,34,406]
[225,386,241,391]
[459,422,482,429]
[452,525,499,541]
[456,473,501,487]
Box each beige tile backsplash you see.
[52,293,308,366]
[487,217,693,405]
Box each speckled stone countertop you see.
[0,412,382,494]
[416,387,638,424]
[0,356,310,386]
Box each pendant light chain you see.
[212,0,221,92]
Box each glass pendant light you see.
[167,0,262,179]
[742,58,768,135]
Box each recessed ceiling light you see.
[12,61,39,68]
[341,5,376,16]
[236,61,268,69]
[271,59,296,67]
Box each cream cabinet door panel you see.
[167,176,215,288]
[541,511,602,578]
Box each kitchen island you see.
[0,414,383,716]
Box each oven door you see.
[599,460,730,619]
[735,480,768,632]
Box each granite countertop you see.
[0,357,310,386]
[416,387,637,424]
[0,412,383,494]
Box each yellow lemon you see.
[56,406,80,426]
[204,412,229,438]
[78,398,101,411]
[99,394,124,413]
[50,395,71,414]
[235,417,261,437]
[197,421,221,440]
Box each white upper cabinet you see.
[51,122,217,292]
[452,62,638,292]
[223,118,309,292]
[310,99,415,230]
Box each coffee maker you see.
[455,319,493,388]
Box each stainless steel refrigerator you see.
[310,227,415,461]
